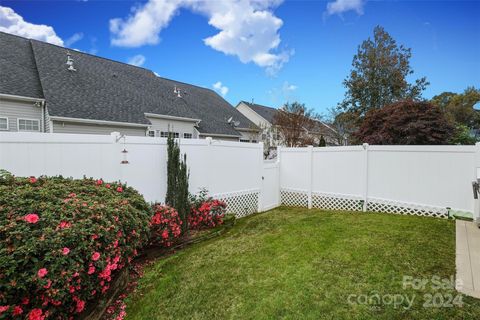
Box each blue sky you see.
[1,0,479,115]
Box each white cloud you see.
[0,6,64,46]
[212,81,229,96]
[325,0,365,16]
[282,81,297,93]
[127,54,146,67]
[65,32,84,47]
[110,0,291,74]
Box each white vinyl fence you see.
[279,144,479,219]
[0,132,264,217]
[1,132,479,220]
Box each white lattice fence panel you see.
[213,189,259,218]
[312,192,363,211]
[367,198,448,218]
[281,188,308,207]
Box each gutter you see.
[0,93,45,103]
[49,116,150,128]
[199,133,241,138]
[144,113,201,125]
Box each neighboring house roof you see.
[239,101,278,124]
[238,100,337,137]
[0,31,257,137]
[0,32,44,99]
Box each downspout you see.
[41,101,46,133]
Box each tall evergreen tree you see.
[340,26,429,117]
[165,132,190,233]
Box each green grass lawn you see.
[125,207,480,319]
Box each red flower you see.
[92,252,101,261]
[75,299,85,313]
[105,184,111,189]
[28,308,44,320]
[88,266,95,275]
[161,230,169,239]
[21,298,29,305]
[24,213,39,224]
[116,186,123,193]
[96,179,103,185]
[62,247,70,255]
[29,177,37,184]
[13,306,23,316]
[58,221,71,229]
[0,306,9,314]
[37,268,48,278]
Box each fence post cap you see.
[205,137,213,145]
[362,143,369,149]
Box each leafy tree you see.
[272,102,319,147]
[354,100,454,145]
[165,132,190,233]
[340,26,429,117]
[450,124,477,145]
[431,87,480,128]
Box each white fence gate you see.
[261,160,280,211]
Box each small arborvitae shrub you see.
[189,190,227,230]
[0,175,151,319]
[150,205,182,247]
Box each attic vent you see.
[227,117,240,127]
[173,86,182,98]
[66,52,76,72]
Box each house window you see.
[18,119,40,132]
[0,117,8,130]
[160,131,179,138]
[147,130,155,137]
[240,139,250,143]
[183,133,193,139]
[251,140,257,143]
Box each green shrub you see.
[0,175,151,319]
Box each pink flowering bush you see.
[149,205,182,247]
[189,190,227,229]
[0,174,151,319]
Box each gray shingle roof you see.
[0,32,43,99]
[240,100,337,136]
[1,31,257,136]
[240,101,278,124]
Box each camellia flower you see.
[62,247,70,255]
[58,221,71,229]
[13,306,23,316]
[92,252,101,261]
[37,268,48,278]
[29,177,37,184]
[88,266,96,275]
[24,213,39,224]
[105,184,111,189]
[116,186,123,193]
[96,179,103,185]
[0,306,9,314]
[28,308,44,320]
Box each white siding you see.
[52,121,147,136]
[146,117,197,138]
[0,98,42,132]
[236,102,271,128]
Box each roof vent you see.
[174,86,181,98]
[227,117,240,127]
[66,52,76,72]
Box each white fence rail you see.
[1,132,479,221]
[279,144,479,219]
[0,133,265,217]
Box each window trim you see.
[17,118,40,132]
[0,117,8,131]
[147,130,155,137]
[183,133,193,139]
[160,131,179,138]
